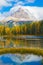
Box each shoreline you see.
[0,48,43,56]
[0,35,43,40]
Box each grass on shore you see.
[0,34,43,37]
[0,48,43,56]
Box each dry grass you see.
[0,48,43,56]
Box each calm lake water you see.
[0,54,43,65]
[0,36,43,48]
[0,36,43,65]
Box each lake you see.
[0,35,43,65]
[0,54,43,65]
[0,35,43,48]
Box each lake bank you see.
[0,35,43,41]
[0,48,43,56]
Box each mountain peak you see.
[9,6,37,21]
[0,6,43,22]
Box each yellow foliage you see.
[16,26,20,33]
[5,27,11,34]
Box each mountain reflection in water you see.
[0,36,43,65]
[0,54,43,65]
[0,36,43,48]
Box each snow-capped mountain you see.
[0,5,43,23]
[10,6,36,21]
[9,6,43,21]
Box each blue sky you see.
[0,0,43,13]
[0,0,43,21]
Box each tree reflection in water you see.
[0,38,43,48]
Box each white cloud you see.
[0,13,5,21]
[0,0,35,9]
[13,0,19,2]
[6,0,14,2]
[14,1,24,6]
[6,0,20,3]
[27,0,35,3]
[6,0,35,3]
[0,0,12,7]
